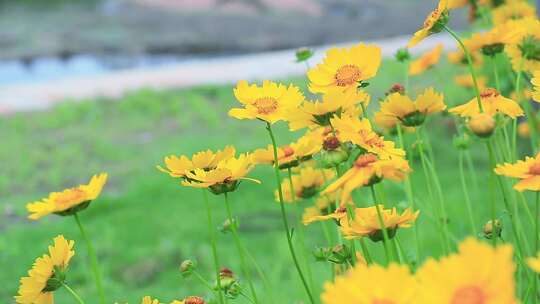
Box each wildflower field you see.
[5,0,540,303]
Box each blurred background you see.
[1,1,479,303]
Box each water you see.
[0,54,189,86]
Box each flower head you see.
[15,235,75,304]
[495,152,540,191]
[26,173,108,220]
[408,0,449,48]
[321,262,417,304]
[251,135,321,169]
[505,18,540,73]
[409,44,443,75]
[416,238,516,304]
[375,87,446,128]
[322,154,411,202]
[467,23,523,56]
[276,167,335,202]
[288,88,369,130]
[228,80,304,124]
[492,1,537,25]
[340,205,419,241]
[182,154,260,194]
[331,115,406,159]
[307,43,381,93]
[449,88,524,118]
[158,146,236,179]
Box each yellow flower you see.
[141,297,162,304]
[307,43,381,93]
[533,70,540,102]
[322,262,417,304]
[228,80,304,124]
[448,88,524,118]
[322,154,411,202]
[275,167,335,202]
[287,88,369,130]
[251,135,321,169]
[416,238,516,304]
[527,252,540,273]
[495,152,540,191]
[331,115,405,160]
[408,0,449,48]
[505,18,540,73]
[157,146,236,178]
[15,235,75,304]
[375,88,446,128]
[182,154,260,194]
[339,205,419,241]
[302,204,348,226]
[454,74,487,90]
[26,173,108,220]
[492,1,537,25]
[409,44,443,75]
[466,23,523,56]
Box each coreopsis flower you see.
[533,70,540,102]
[416,238,516,304]
[527,252,540,273]
[321,262,417,304]
[467,23,523,56]
[307,43,382,93]
[339,205,419,241]
[26,173,108,220]
[454,74,487,90]
[182,154,260,194]
[15,235,75,304]
[409,44,444,75]
[408,0,449,48]
[448,88,524,118]
[330,115,405,159]
[251,135,321,169]
[495,152,540,191]
[157,146,236,179]
[492,1,537,25]
[303,204,348,226]
[141,297,162,304]
[375,87,446,128]
[287,88,369,130]
[228,80,304,124]
[275,167,335,202]
[505,18,540,73]
[321,154,411,202]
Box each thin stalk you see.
[202,190,226,304]
[491,55,501,91]
[73,213,105,304]
[534,192,540,301]
[193,270,215,291]
[442,24,483,110]
[465,150,480,189]
[515,59,537,152]
[370,185,393,263]
[60,282,86,304]
[359,238,373,265]
[485,141,498,247]
[265,123,315,304]
[459,151,478,235]
[223,193,259,304]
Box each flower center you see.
[451,286,486,304]
[372,299,395,304]
[335,64,361,87]
[184,296,206,304]
[253,97,278,114]
[354,154,378,168]
[480,88,500,99]
[529,163,540,175]
[282,146,295,158]
[54,189,86,206]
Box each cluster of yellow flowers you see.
[14,0,540,303]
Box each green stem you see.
[370,185,393,263]
[60,281,86,304]
[485,141,498,247]
[491,55,500,91]
[73,213,105,304]
[202,190,226,304]
[515,58,537,153]
[193,270,215,291]
[459,151,478,236]
[223,193,259,304]
[442,24,483,111]
[534,192,539,301]
[265,123,315,304]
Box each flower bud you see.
[468,113,495,138]
[453,133,471,150]
[483,219,502,239]
[219,218,237,233]
[323,136,341,151]
[395,48,411,62]
[225,281,241,299]
[209,180,239,195]
[320,148,349,168]
[386,83,405,96]
[179,260,196,277]
[295,47,314,63]
[184,296,206,304]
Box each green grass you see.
[1,58,535,303]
